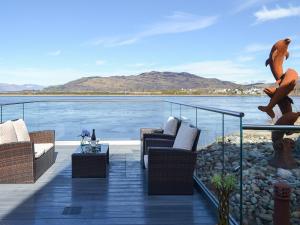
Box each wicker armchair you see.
[0,130,55,183]
[145,126,200,195]
[140,117,181,167]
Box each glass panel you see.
[195,112,242,224]
[242,129,300,225]
[170,103,181,119]
[179,105,196,126]
[23,100,165,140]
[1,104,24,122]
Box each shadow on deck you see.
[0,145,216,225]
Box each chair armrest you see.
[143,133,175,140]
[140,128,163,140]
[143,138,174,156]
[148,147,188,152]
[140,128,163,134]
[153,129,163,133]
[148,148,197,170]
[30,130,55,144]
[144,138,174,155]
[0,142,34,183]
[0,141,34,157]
[140,128,163,142]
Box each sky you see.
[0,0,300,85]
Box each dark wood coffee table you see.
[72,144,109,178]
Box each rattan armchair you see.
[0,130,55,183]
[145,126,200,195]
[140,117,181,167]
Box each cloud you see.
[236,56,255,62]
[95,60,105,65]
[0,67,84,85]
[89,38,138,47]
[87,12,218,47]
[234,0,278,13]
[167,60,267,83]
[293,52,300,58]
[140,12,218,36]
[291,44,300,50]
[47,50,61,56]
[245,43,270,53]
[127,62,157,68]
[254,5,300,23]
[245,40,299,54]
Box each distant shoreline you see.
[0,92,298,97]
[0,93,265,97]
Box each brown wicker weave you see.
[0,130,55,183]
[140,118,181,168]
[148,148,197,195]
[72,144,109,178]
[140,128,163,165]
[146,127,200,195]
[30,130,55,143]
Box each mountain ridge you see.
[44,71,242,93]
[0,83,44,92]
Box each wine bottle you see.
[91,129,96,147]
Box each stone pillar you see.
[273,182,291,225]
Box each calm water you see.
[1,96,299,142]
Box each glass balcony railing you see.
[242,125,300,225]
[1,99,299,225]
[1,99,164,140]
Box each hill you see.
[0,83,44,92]
[44,71,241,93]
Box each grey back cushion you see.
[173,123,198,150]
[163,116,178,136]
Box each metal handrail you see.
[165,100,244,117]
[0,99,164,123]
[243,124,300,131]
[0,99,162,106]
[1,99,245,118]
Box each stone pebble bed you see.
[196,131,300,225]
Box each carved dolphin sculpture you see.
[263,86,293,115]
[265,38,291,82]
[258,68,298,118]
[271,111,300,142]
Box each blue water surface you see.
[1,96,299,142]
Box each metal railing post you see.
[0,105,2,123]
[22,103,25,120]
[222,114,225,174]
[195,108,198,128]
[179,104,181,118]
[240,117,243,225]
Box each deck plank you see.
[0,145,216,225]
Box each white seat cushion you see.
[144,155,148,169]
[12,119,30,142]
[0,120,18,144]
[34,143,54,158]
[163,117,178,136]
[173,124,198,151]
[34,147,45,158]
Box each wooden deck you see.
[0,144,216,225]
